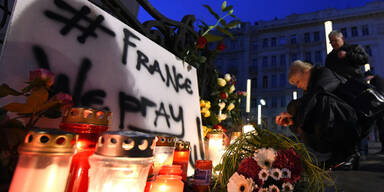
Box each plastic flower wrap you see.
[216,126,333,192]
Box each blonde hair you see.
[288,60,313,80]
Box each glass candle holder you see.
[149,175,184,192]
[207,132,225,168]
[159,165,182,176]
[172,140,190,182]
[153,136,176,175]
[60,107,111,192]
[88,131,155,192]
[9,129,77,192]
[193,160,212,192]
[230,132,242,144]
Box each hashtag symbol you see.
[45,0,115,44]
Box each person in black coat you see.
[326,30,369,81]
[365,71,384,153]
[276,60,360,169]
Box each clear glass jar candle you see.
[88,131,155,192]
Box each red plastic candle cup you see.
[60,107,111,192]
[172,141,190,182]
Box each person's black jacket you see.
[326,43,368,80]
[290,66,360,163]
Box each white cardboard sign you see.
[0,0,205,172]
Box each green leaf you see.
[26,88,48,112]
[4,103,33,114]
[223,5,233,12]
[204,33,224,42]
[227,20,241,29]
[201,20,209,28]
[0,84,21,98]
[208,25,215,30]
[221,1,227,11]
[199,56,207,63]
[228,9,234,15]
[217,26,233,39]
[220,19,227,27]
[203,4,220,20]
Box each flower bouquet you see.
[200,73,246,139]
[215,125,333,192]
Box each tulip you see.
[218,114,227,122]
[29,68,55,87]
[217,78,226,87]
[220,92,228,99]
[229,85,235,93]
[224,74,231,82]
[227,103,235,111]
[218,102,226,110]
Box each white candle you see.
[207,133,225,168]
[9,156,72,192]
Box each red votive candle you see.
[60,107,111,192]
[173,141,190,182]
[193,160,212,192]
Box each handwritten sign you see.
[0,0,205,173]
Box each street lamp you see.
[257,99,266,126]
[292,91,297,100]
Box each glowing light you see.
[243,124,255,133]
[324,20,333,54]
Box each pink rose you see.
[54,93,73,111]
[29,68,55,87]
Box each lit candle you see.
[230,132,242,144]
[207,132,225,168]
[150,175,184,192]
[88,131,155,192]
[9,129,77,192]
[153,136,176,175]
[173,141,190,182]
[60,107,111,192]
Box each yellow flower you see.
[217,78,226,87]
[200,100,206,107]
[224,74,231,82]
[229,85,235,93]
[205,101,211,109]
[203,126,212,138]
[227,103,235,111]
[203,110,211,117]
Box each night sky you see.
[138,0,375,24]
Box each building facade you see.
[214,1,384,133]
